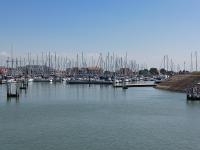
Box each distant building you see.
[10,65,54,76]
[83,67,103,75]
[0,67,8,75]
[66,67,103,76]
[117,68,133,76]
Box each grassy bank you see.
[155,72,200,92]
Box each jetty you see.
[67,80,113,85]
[113,83,156,88]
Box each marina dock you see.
[113,83,157,88]
[67,80,113,85]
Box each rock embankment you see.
[155,73,200,92]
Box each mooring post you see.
[6,82,11,96]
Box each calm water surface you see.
[0,83,200,150]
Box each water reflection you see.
[7,97,20,103]
[19,88,27,95]
[186,100,200,105]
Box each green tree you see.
[149,68,159,75]
[139,69,149,76]
[160,68,166,75]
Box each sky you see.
[0,0,200,69]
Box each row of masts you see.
[1,51,200,73]
[160,51,199,72]
[161,55,182,72]
[190,51,198,72]
[4,52,143,72]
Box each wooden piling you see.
[19,80,28,90]
[7,82,20,98]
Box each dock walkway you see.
[113,83,156,88]
[67,80,113,85]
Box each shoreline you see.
[155,73,200,93]
[154,85,185,93]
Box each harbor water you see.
[0,83,200,150]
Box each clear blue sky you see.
[0,0,200,67]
